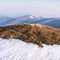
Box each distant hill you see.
[0,24,60,46]
[0,15,60,28]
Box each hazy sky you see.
[0,0,60,17]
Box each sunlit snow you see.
[0,38,60,60]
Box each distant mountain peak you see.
[0,15,60,28]
[22,15,35,19]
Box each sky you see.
[0,0,60,17]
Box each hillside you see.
[0,24,60,46]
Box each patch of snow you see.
[0,38,60,60]
[29,16,34,19]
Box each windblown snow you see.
[0,38,60,60]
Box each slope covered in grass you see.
[0,24,60,46]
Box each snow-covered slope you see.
[0,39,60,60]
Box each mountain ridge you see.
[0,15,60,28]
